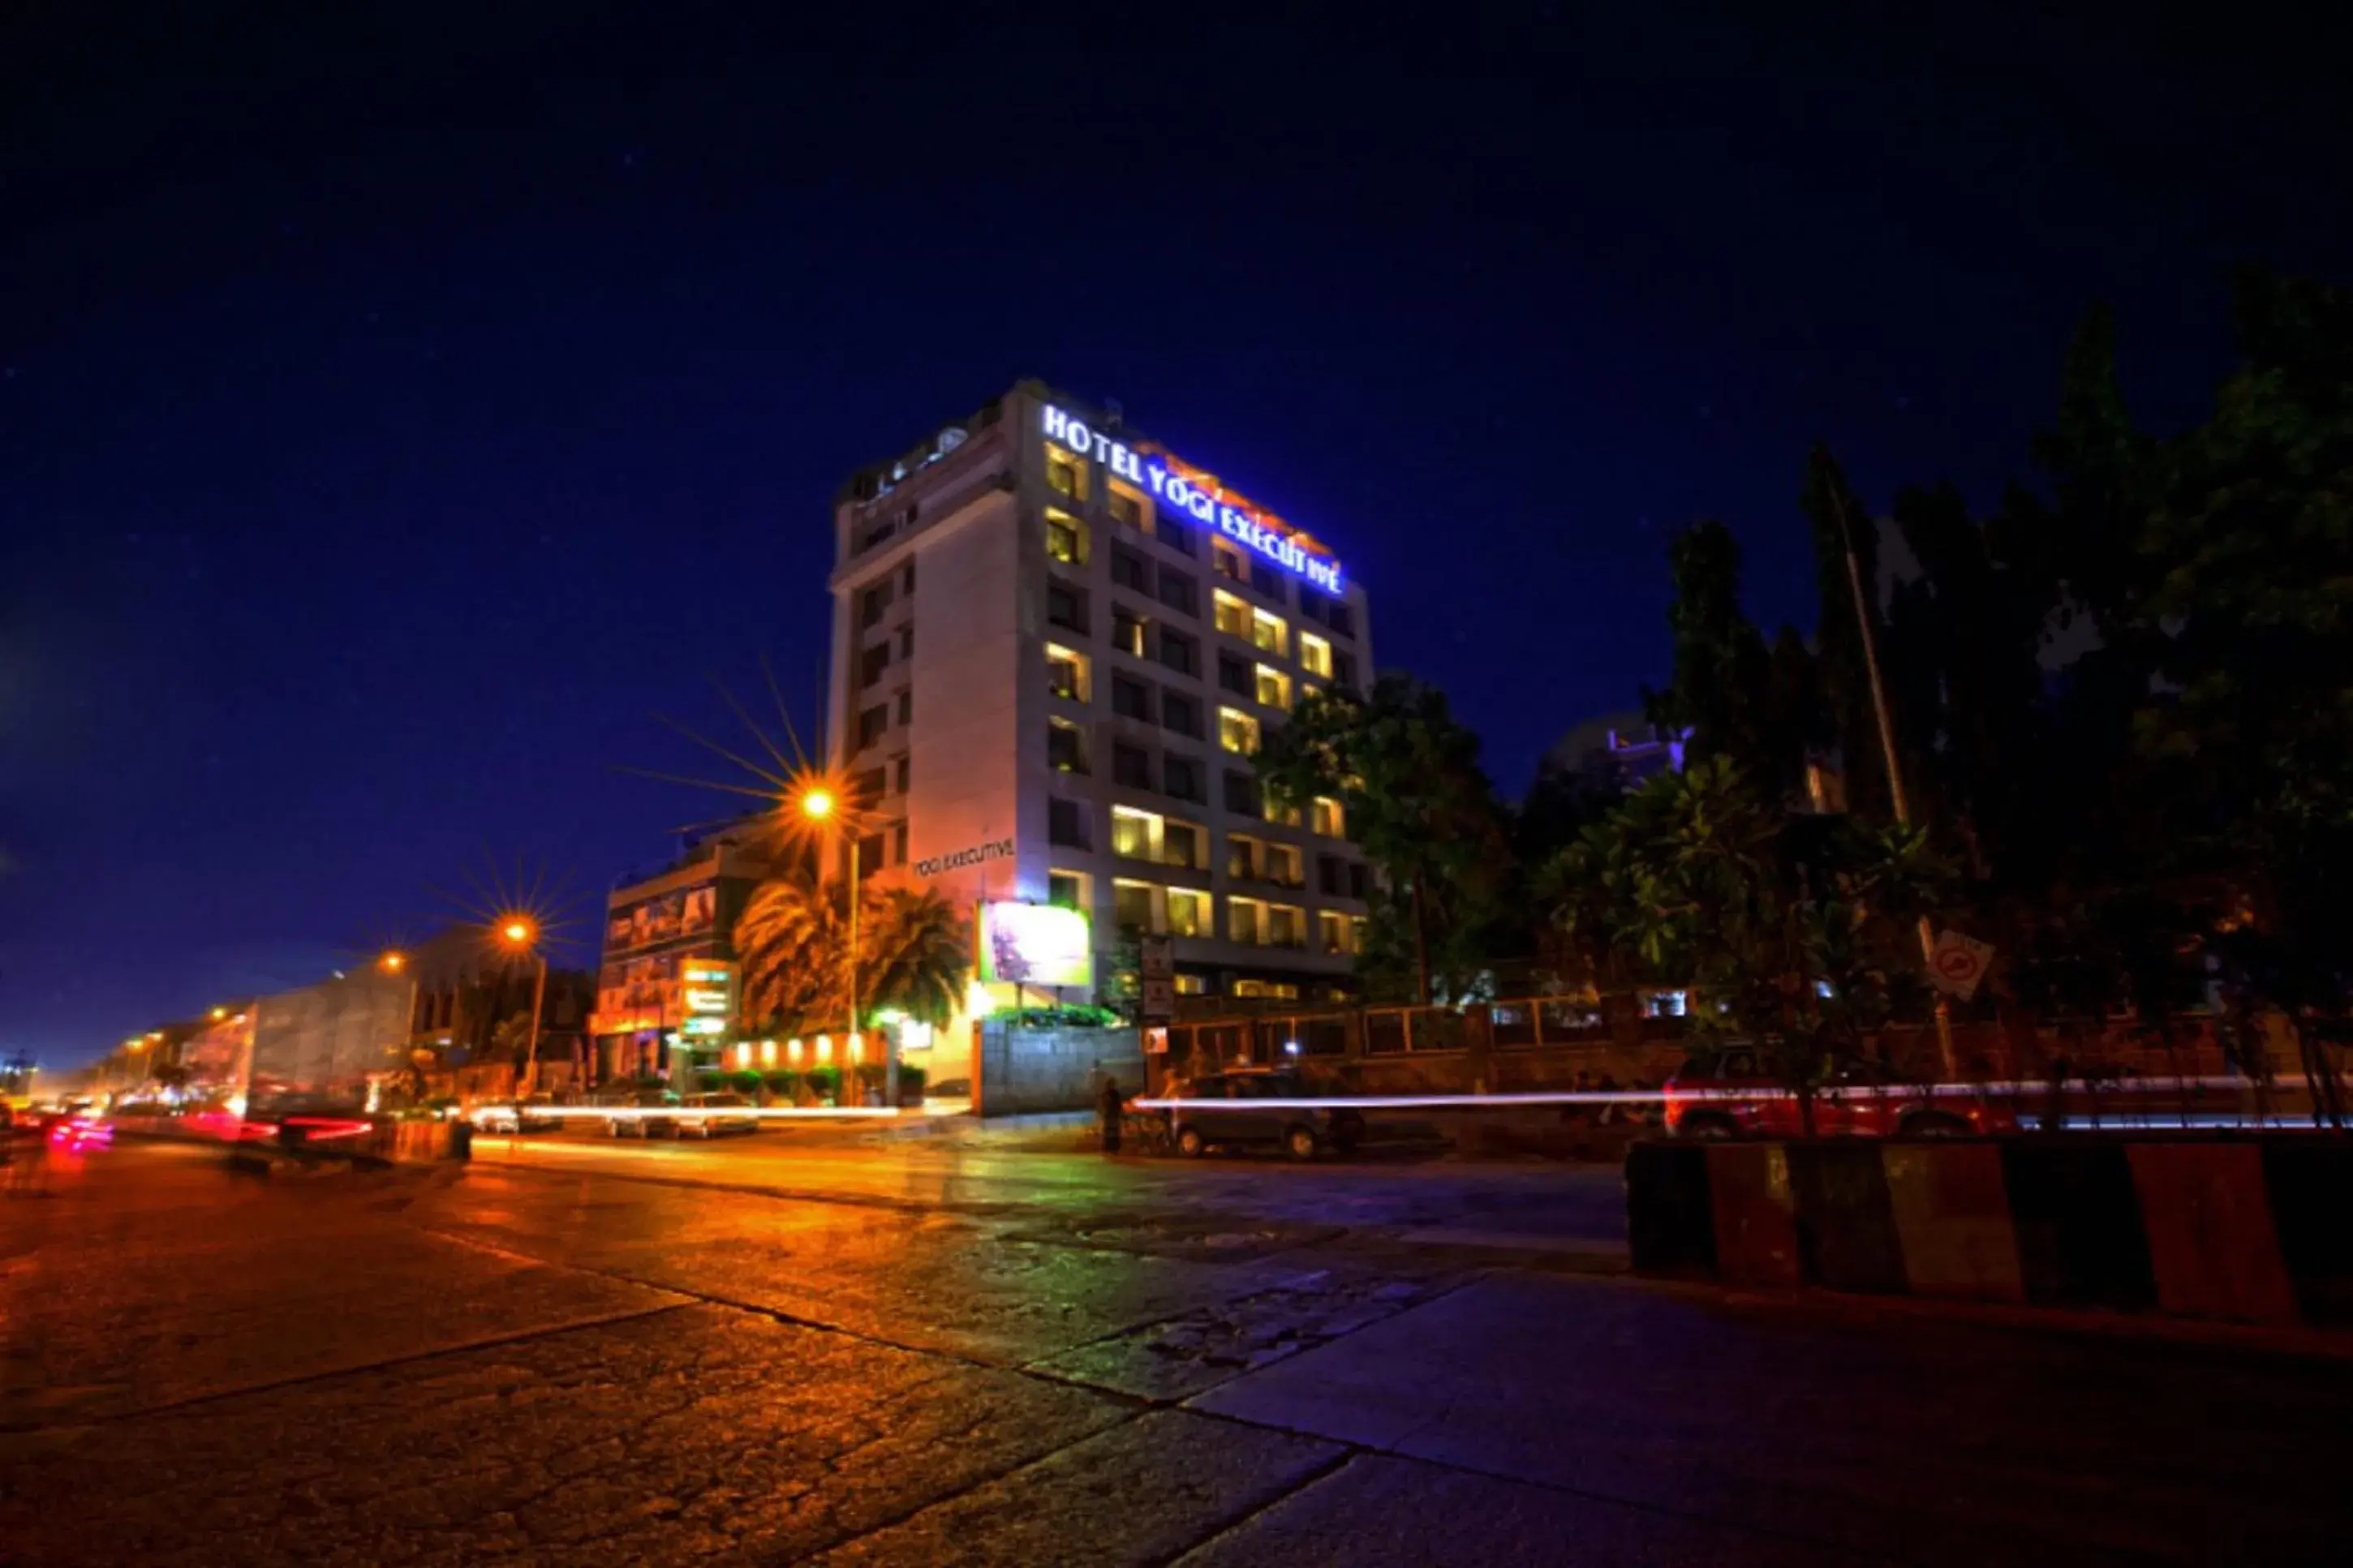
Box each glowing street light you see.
[493,917,548,1102]
[501,919,533,946]
[379,949,407,974]
[785,771,884,1107]
[209,1006,228,1020]
[798,786,835,822]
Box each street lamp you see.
[379,949,407,974]
[496,917,548,1101]
[791,775,884,1107]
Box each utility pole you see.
[1821,451,1959,1079]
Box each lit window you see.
[1046,642,1090,702]
[1048,869,1090,913]
[1173,973,1207,995]
[1349,915,1369,953]
[1045,507,1086,565]
[1312,795,1346,837]
[1044,443,1088,501]
[1227,832,1263,880]
[1254,664,1291,711]
[1227,895,1268,945]
[1112,805,1164,861]
[1047,717,1088,773]
[1299,631,1333,678]
[1114,878,1159,935]
[1168,887,1211,938]
[1163,818,1207,870]
[1269,904,1307,948]
[1232,979,1301,1000]
[1214,590,1250,639]
[1250,608,1288,657]
[1265,842,1303,888]
[1219,707,1260,755]
[1319,911,1351,954]
[1108,484,1146,530]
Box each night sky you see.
[5,2,2346,1066]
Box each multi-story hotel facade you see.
[826,381,1375,1086]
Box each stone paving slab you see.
[811,1408,1344,1567]
[1175,1452,1864,1567]
[0,1303,1129,1567]
[1191,1270,2353,1566]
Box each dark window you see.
[897,625,913,659]
[1350,861,1370,900]
[891,822,910,866]
[1156,568,1198,617]
[1049,870,1086,909]
[1112,546,1151,593]
[1047,722,1088,774]
[1161,692,1201,737]
[856,704,888,749]
[1164,821,1202,869]
[1224,768,1261,817]
[901,560,915,595]
[1218,652,1253,697]
[1214,541,1245,582]
[852,767,886,806]
[1112,607,1146,657]
[860,643,890,687]
[1111,673,1153,722]
[1048,797,1090,849]
[1108,490,1142,529]
[861,582,893,629]
[895,689,912,725]
[1318,854,1347,896]
[861,516,897,552]
[1334,651,1358,689]
[1157,628,1197,677]
[1250,560,1284,601]
[894,754,910,793]
[1164,753,1202,802]
[1113,742,1152,788]
[858,831,886,869]
[1155,513,1191,554]
[1047,582,1086,634]
[1327,601,1355,638]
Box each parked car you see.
[671,1093,759,1139]
[1163,1071,1365,1160]
[471,1097,563,1135]
[600,1089,679,1139]
[1664,1047,2015,1140]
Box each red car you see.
[1665,1048,2015,1140]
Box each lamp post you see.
[498,919,548,1099]
[796,783,887,1107]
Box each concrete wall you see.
[975,1021,1144,1116]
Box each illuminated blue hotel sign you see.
[1040,403,1343,593]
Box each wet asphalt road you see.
[3,1138,2351,1566]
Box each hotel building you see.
[826,381,1375,1081]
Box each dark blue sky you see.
[4,2,2346,1065]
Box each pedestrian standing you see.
[1098,1074,1125,1154]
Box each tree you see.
[734,869,973,1035]
[1254,675,1514,1003]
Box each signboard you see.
[1927,929,1994,1001]
[1141,978,1176,1022]
[914,837,1013,879]
[1139,934,1174,983]
[979,901,1093,988]
[1041,404,1343,593]
[1143,1025,1170,1056]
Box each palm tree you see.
[734,869,848,1033]
[859,886,971,1029]
[734,873,973,1036]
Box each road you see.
[3,1136,2351,1565]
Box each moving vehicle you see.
[471,1097,562,1135]
[672,1093,759,1139]
[1664,1047,2015,1140]
[1163,1070,1365,1160]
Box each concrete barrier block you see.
[1705,1144,1800,1287]
[2127,1143,2296,1324]
[1626,1141,1716,1276]
[1787,1143,1906,1293]
[2261,1141,2353,1325]
[2001,1144,2156,1311]
[1883,1145,2024,1304]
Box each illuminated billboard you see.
[979,901,1093,989]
